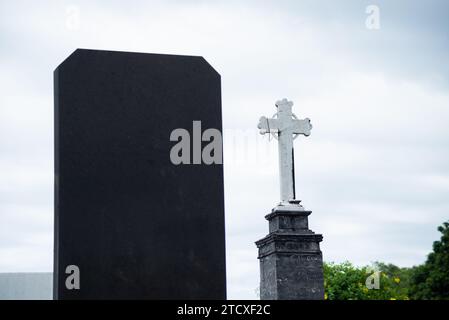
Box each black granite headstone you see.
[54,49,226,299]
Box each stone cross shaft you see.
[258,99,312,203]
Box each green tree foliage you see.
[324,221,449,300]
[409,221,449,300]
[324,261,409,300]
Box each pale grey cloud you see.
[1,0,448,299]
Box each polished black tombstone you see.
[54,49,226,299]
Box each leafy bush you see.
[324,261,409,300]
[324,221,449,300]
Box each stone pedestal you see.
[256,201,324,300]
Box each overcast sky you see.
[1,0,448,299]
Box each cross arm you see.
[257,116,280,135]
[290,118,312,136]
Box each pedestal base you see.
[256,202,324,300]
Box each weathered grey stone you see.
[0,273,52,300]
[256,204,324,300]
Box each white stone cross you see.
[258,98,312,204]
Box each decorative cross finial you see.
[258,98,312,205]
[275,98,293,109]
